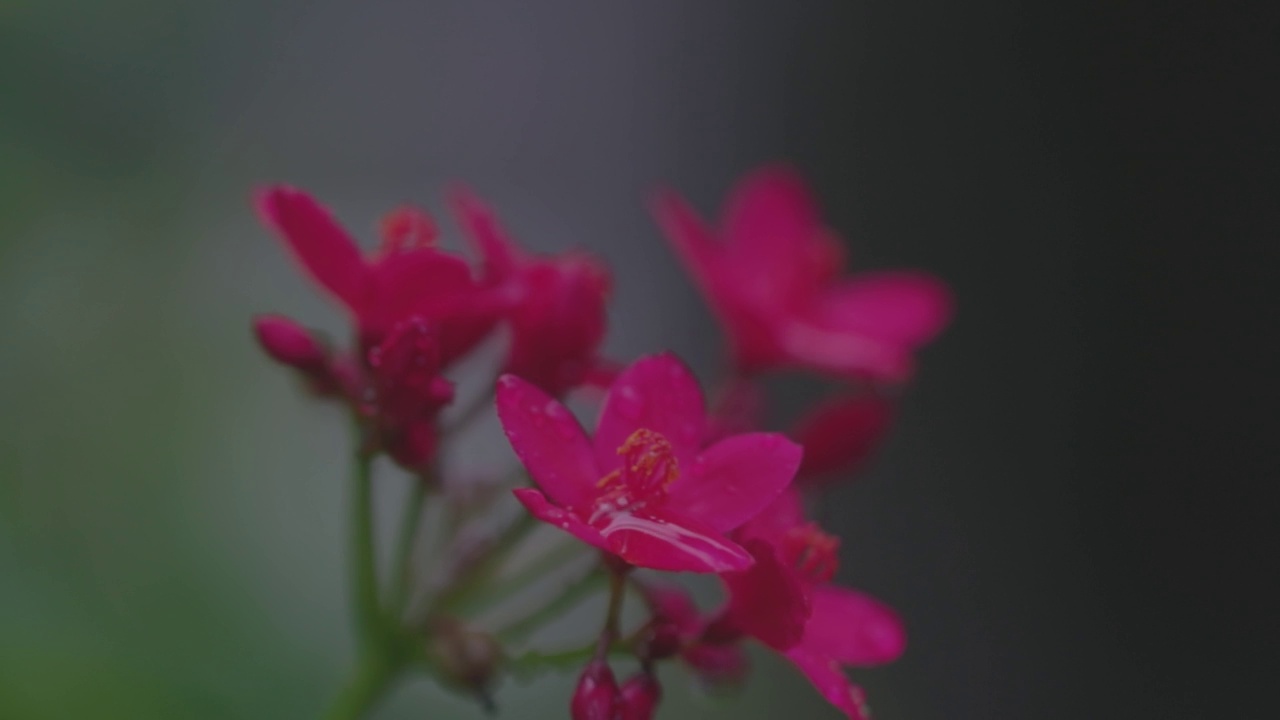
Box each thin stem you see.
[323,652,396,720]
[462,537,586,616]
[435,511,538,614]
[601,564,628,645]
[496,565,608,641]
[350,442,381,640]
[388,477,429,619]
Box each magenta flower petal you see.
[738,488,807,545]
[497,376,600,508]
[599,507,754,573]
[722,539,810,651]
[783,649,872,720]
[361,249,476,343]
[812,271,954,348]
[449,185,521,283]
[512,488,608,551]
[671,432,801,532]
[778,319,913,381]
[593,353,706,473]
[793,395,894,481]
[802,585,907,666]
[649,190,726,305]
[255,186,367,311]
[253,314,325,369]
[722,165,823,299]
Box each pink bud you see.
[253,314,325,369]
[571,659,619,720]
[619,674,661,720]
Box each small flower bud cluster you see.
[253,166,950,719]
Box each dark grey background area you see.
[3,2,1276,718]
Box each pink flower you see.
[496,353,802,573]
[256,187,499,359]
[452,188,612,396]
[653,165,952,381]
[618,673,661,720]
[792,394,894,484]
[722,490,907,719]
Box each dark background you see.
[2,2,1276,718]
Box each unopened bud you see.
[619,673,661,720]
[253,314,325,369]
[638,616,683,661]
[571,658,619,720]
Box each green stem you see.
[435,511,538,614]
[388,478,429,619]
[323,653,397,720]
[601,565,628,644]
[496,565,607,641]
[351,444,381,640]
[462,538,586,616]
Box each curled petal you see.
[672,433,801,533]
[650,190,726,305]
[512,488,608,551]
[803,585,907,666]
[598,507,753,573]
[449,185,521,283]
[594,354,706,473]
[783,650,872,720]
[497,376,599,508]
[256,186,367,310]
[722,539,810,651]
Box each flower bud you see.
[619,673,661,720]
[253,314,325,370]
[571,658,619,720]
[429,622,502,695]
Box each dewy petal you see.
[449,185,521,283]
[722,539,810,651]
[793,394,894,480]
[783,649,872,720]
[802,585,907,666]
[512,488,608,551]
[255,186,367,310]
[593,354,706,473]
[671,432,801,532]
[497,375,601,508]
[599,506,753,573]
[811,271,953,348]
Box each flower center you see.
[780,522,840,583]
[379,207,439,254]
[592,429,679,516]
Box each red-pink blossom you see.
[723,490,906,719]
[792,394,894,483]
[452,188,612,396]
[496,353,802,573]
[653,165,952,381]
[256,186,499,360]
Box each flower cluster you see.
[254,165,950,719]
